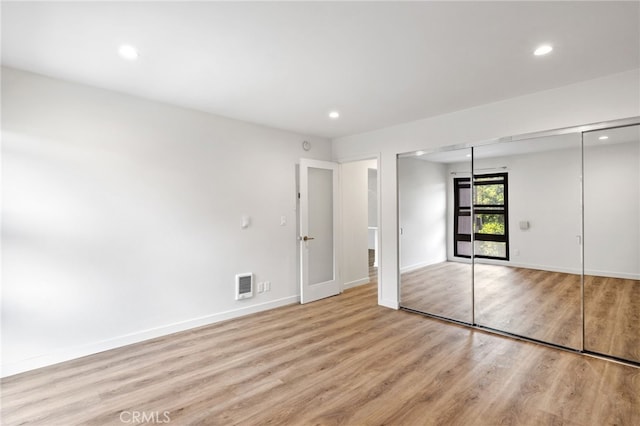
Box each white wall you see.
[584,140,640,278]
[332,69,640,309]
[398,158,448,271]
[340,159,376,288]
[1,67,332,376]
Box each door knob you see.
[303,236,315,241]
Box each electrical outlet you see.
[257,282,265,293]
[265,281,271,292]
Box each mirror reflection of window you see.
[397,121,639,365]
[454,173,509,260]
[473,133,582,350]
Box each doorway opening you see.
[340,158,380,299]
[367,167,379,283]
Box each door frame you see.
[337,153,382,304]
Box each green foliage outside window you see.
[474,179,506,256]
[475,184,505,235]
[478,220,505,235]
[475,184,504,205]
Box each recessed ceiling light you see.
[599,136,609,140]
[466,154,472,158]
[118,44,139,61]
[328,111,340,119]
[534,45,553,56]
[416,151,425,156]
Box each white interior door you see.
[299,158,340,304]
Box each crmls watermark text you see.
[119,411,171,424]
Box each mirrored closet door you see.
[473,134,583,349]
[583,125,640,363]
[398,118,639,365]
[398,148,473,323]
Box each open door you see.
[299,158,340,304]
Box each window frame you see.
[453,172,509,261]
[453,177,472,258]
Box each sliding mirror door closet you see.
[398,119,640,365]
[583,125,640,363]
[398,148,472,323]
[473,134,582,349]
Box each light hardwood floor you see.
[401,262,639,362]
[400,262,582,349]
[2,270,639,425]
[401,261,473,323]
[474,264,582,350]
[584,274,640,362]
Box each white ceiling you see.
[2,1,639,139]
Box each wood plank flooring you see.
[401,263,582,349]
[585,275,640,362]
[401,262,639,361]
[2,273,639,425]
[401,262,473,323]
[474,264,582,350]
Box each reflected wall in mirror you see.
[473,134,582,349]
[584,125,640,363]
[398,148,472,323]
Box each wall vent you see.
[235,273,254,300]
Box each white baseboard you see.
[464,258,639,279]
[343,277,370,290]
[584,269,639,280]
[400,258,447,274]
[476,259,581,275]
[1,295,299,378]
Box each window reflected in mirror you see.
[473,133,582,349]
[396,120,639,365]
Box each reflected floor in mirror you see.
[585,275,640,363]
[400,262,472,323]
[401,263,583,349]
[474,264,582,350]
